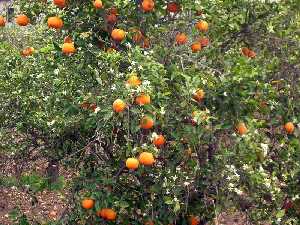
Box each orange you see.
[167,2,180,13]
[98,208,117,220]
[195,20,208,32]
[284,122,295,134]
[140,116,154,129]
[138,152,155,166]
[53,0,65,8]
[192,89,205,102]
[62,43,76,54]
[135,94,151,105]
[21,47,35,57]
[126,158,139,170]
[93,0,103,9]
[142,0,155,12]
[64,36,73,43]
[236,122,248,135]
[81,198,94,209]
[198,37,209,47]
[175,33,188,45]
[106,13,117,24]
[16,15,30,26]
[189,215,200,225]
[127,74,141,87]
[112,99,126,113]
[153,134,165,147]
[0,16,5,27]
[191,42,201,53]
[47,16,63,29]
[111,28,126,42]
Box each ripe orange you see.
[284,122,295,134]
[195,20,208,32]
[241,47,256,58]
[167,2,180,13]
[138,152,155,166]
[153,134,165,147]
[53,0,65,8]
[111,28,126,42]
[81,198,94,209]
[127,74,141,87]
[192,89,205,102]
[0,16,5,27]
[16,15,30,26]
[62,42,76,54]
[98,208,117,221]
[126,158,139,170]
[135,94,151,105]
[21,47,35,57]
[189,215,200,225]
[64,36,73,43]
[47,16,63,29]
[236,122,248,135]
[106,13,117,24]
[191,42,201,53]
[175,33,188,45]
[93,0,103,9]
[142,0,155,12]
[198,37,209,47]
[112,99,126,113]
[140,116,154,129]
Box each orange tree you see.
[1,0,300,224]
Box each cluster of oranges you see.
[175,20,209,53]
[112,73,167,170]
[81,198,117,221]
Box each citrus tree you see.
[0,0,300,224]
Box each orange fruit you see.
[236,122,248,135]
[16,15,30,26]
[135,94,151,105]
[138,152,155,166]
[140,116,154,129]
[105,208,117,221]
[175,33,188,45]
[189,215,200,225]
[0,16,5,27]
[167,2,180,13]
[195,20,208,32]
[111,28,126,42]
[112,99,126,113]
[21,47,35,57]
[81,198,94,209]
[62,42,76,54]
[106,13,117,24]
[47,16,63,29]
[141,0,154,12]
[64,36,73,43]
[93,0,103,9]
[153,135,165,147]
[284,122,295,134]
[198,37,209,47]
[127,74,141,87]
[53,0,65,8]
[191,42,201,53]
[192,89,205,102]
[126,158,139,170]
